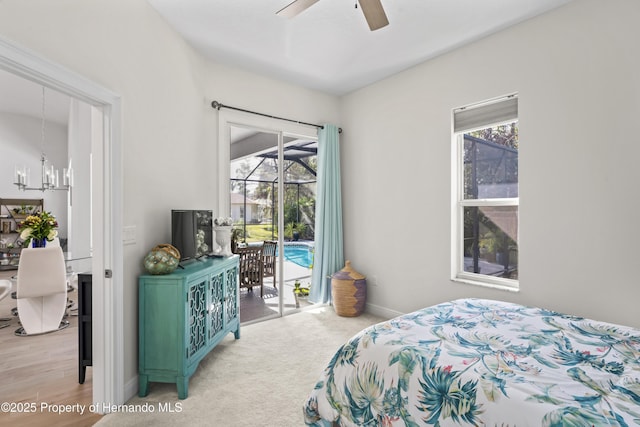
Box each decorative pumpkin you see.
[143,244,181,275]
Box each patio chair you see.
[262,240,277,289]
[237,245,265,297]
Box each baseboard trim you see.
[124,376,138,403]
[364,302,403,319]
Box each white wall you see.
[0,112,68,237]
[341,0,640,328]
[0,0,339,396]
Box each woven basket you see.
[331,260,366,317]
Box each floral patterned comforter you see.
[303,298,640,426]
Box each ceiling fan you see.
[277,0,389,31]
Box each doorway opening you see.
[0,36,123,411]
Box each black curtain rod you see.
[211,100,342,133]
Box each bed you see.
[303,298,640,426]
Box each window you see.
[452,95,519,289]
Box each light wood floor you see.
[0,271,103,427]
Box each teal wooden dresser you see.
[138,255,239,399]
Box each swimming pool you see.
[280,244,314,269]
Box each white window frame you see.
[451,94,519,291]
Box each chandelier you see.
[13,86,73,192]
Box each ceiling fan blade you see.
[276,0,320,18]
[358,0,389,31]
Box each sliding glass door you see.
[227,124,317,323]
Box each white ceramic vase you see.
[214,226,232,256]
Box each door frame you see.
[0,36,124,409]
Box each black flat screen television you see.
[171,210,213,260]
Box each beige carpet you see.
[95,306,385,426]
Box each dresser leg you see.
[138,375,149,397]
[177,376,189,399]
[234,326,240,339]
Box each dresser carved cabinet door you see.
[187,276,208,361]
[209,271,224,339]
[224,265,239,336]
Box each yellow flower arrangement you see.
[18,211,59,247]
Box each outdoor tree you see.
[231,161,253,193]
[468,123,518,149]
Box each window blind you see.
[454,95,518,133]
